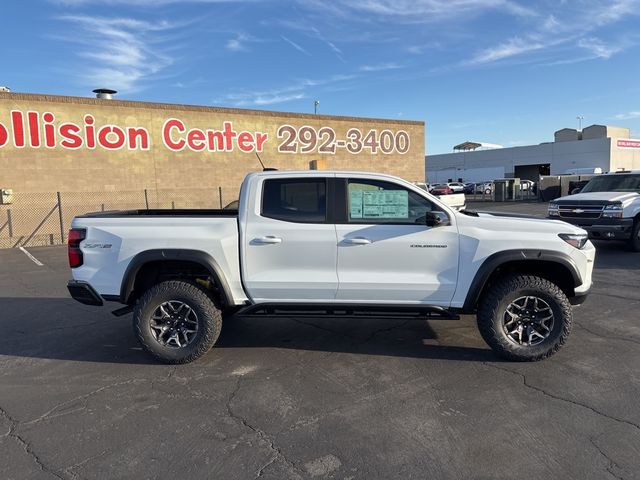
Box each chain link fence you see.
[0,186,239,249]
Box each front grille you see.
[557,204,604,219]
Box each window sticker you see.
[349,189,408,219]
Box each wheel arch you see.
[120,249,233,308]
[461,249,582,313]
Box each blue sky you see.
[1,0,640,153]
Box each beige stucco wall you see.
[0,93,425,201]
[611,137,640,171]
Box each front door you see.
[242,176,338,302]
[335,177,459,305]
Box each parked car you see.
[446,182,466,193]
[67,170,594,364]
[475,182,494,195]
[521,180,537,192]
[431,184,454,195]
[548,170,640,251]
[463,183,475,194]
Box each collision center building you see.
[0,90,424,247]
[0,91,425,196]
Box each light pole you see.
[576,115,584,131]
[314,100,320,115]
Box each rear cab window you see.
[261,178,327,223]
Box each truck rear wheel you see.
[477,274,572,361]
[133,280,222,364]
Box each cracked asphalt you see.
[1,201,640,479]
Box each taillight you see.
[68,228,86,268]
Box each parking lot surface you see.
[1,202,639,479]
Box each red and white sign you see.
[0,109,412,155]
[617,139,640,149]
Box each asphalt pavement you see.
[1,203,639,479]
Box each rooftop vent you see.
[93,88,117,100]
[0,86,10,93]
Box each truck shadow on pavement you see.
[0,297,498,364]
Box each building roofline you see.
[0,92,424,126]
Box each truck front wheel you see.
[133,280,222,364]
[477,274,572,361]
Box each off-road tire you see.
[629,219,640,252]
[477,274,572,361]
[133,280,222,364]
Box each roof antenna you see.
[255,152,277,171]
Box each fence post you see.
[218,187,223,208]
[144,189,149,209]
[171,201,175,209]
[7,209,12,237]
[57,192,65,243]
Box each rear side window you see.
[261,178,327,223]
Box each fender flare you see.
[120,249,233,306]
[461,249,583,313]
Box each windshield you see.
[581,174,640,193]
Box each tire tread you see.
[133,280,222,364]
[477,274,572,362]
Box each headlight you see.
[559,233,588,249]
[602,204,623,218]
[548,203,559,217]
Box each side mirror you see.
[571,187,582,195]
[426,211,450,227]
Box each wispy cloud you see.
[615,111,640,120]
[301,0,536,22]
[54,0,255,5]
[226,32,254,52]
[310,27,345,62]
[280,35,311,56]
[214,73,357,107]
[462,0,640,67]
[359,62,403,72]
[577,37,624,59]
[467,36,546,64]
[57,15,174,92]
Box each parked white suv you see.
[67,171,595,364]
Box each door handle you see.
[254,235,282,244]
[344,237,372,245]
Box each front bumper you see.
[551,217,634,240]
[67,280,103,306]
[570,287,590,306]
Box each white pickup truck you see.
[68,170,595,364]
[548,171,640,251]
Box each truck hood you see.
[460,210,586,235]
[554,191,639,203]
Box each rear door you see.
[242,175,338,302]
[335,176,459,305]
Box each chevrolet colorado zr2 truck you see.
[67,170,595,364]
[548,170,640,251]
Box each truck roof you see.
[247,170,412,181]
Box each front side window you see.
[347,179,437,224]
[262,178,327,223]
